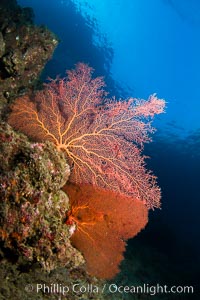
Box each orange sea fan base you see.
[63,183,148,279]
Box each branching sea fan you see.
[8,63,165,278]
[8,63,165,209]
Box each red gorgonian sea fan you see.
[8,63,165,209]
[64,183,148,279]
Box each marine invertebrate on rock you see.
[0,122,84,271]
[64,183,148,279]
[8,63,165,209]
[0,0,58,112]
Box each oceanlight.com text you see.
[24,282,194,297]
[108,283,194,296]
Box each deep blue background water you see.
[17,0,200,297]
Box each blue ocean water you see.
[18,0,200,297]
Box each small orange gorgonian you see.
[64,183,148,279]
[8,63,165,209]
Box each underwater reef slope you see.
[0,0,58,114]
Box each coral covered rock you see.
[0,0,58,113]
[0,122,84,271]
